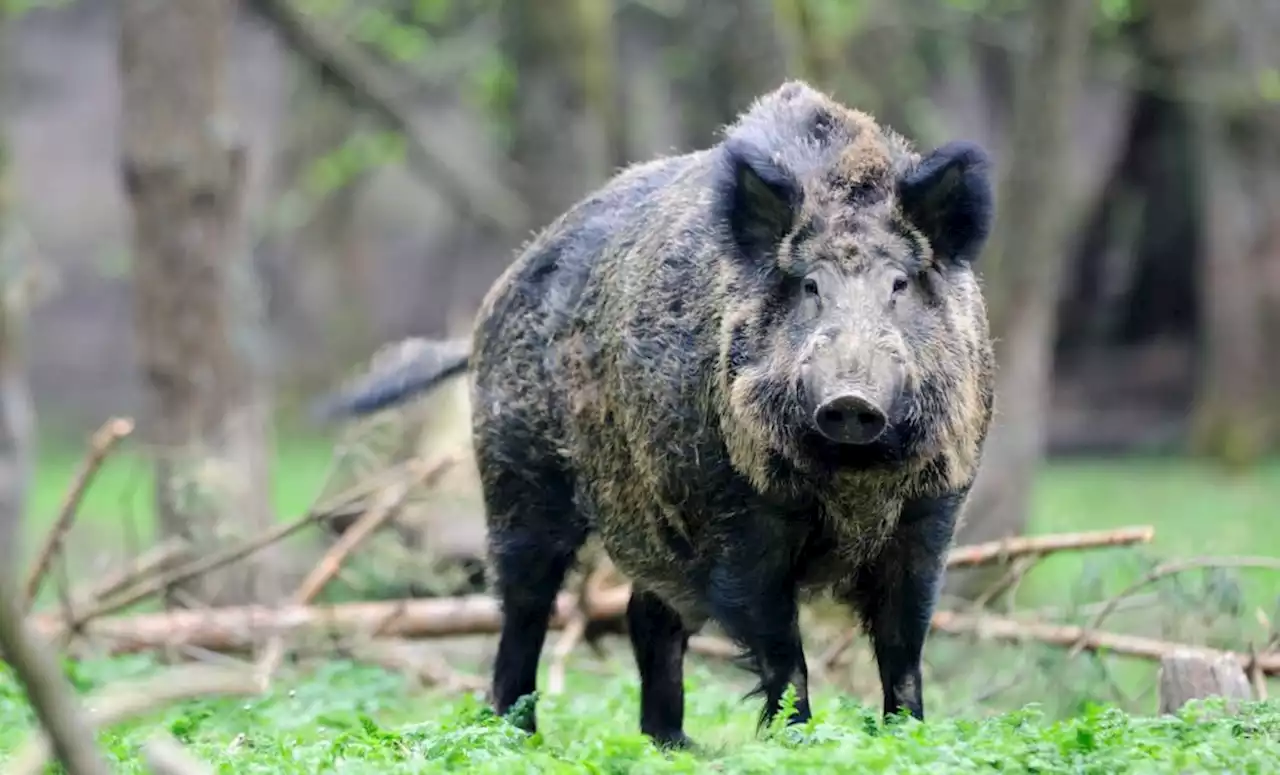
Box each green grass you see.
[1,656,1278,773]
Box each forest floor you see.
[4,436,1280,772]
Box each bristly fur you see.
[317,79,997,745]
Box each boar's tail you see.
[310,337,471,422]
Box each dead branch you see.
[22,417,135,611]
[1068,555,1280,658]
[689,634,740,660]
[28,585,741,663]
[31,588,628,654]
[255,456,454,684]
[245,0,528,235]
[0,577,110,775]
[78,537,192,609]
[930,609,1280,676]
[142,734,215,775]
[49,482,399,637]
[308,457,419,526]
[944,525,1155,568]
[546,614,587,697]
[547,553,614,695]
[4,664,263,775]
[971,555,1039,611]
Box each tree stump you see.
[1157,649,1252,715]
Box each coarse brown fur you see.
[317,79,997,748]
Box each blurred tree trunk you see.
[775,0,948,145]
[443,0,621,327]
[499,0,619,228]
[947,0,1096,599]
[120,0,277,608]
[671,0,784,147]
[0,139,35,585]
[1058,15,1202,357]
[265,57,372,393]
[1183,1,1277,467]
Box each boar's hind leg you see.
[849,492,963,722]
[707,557,812,732]
[485,467,587,734]
[626,587,694,749]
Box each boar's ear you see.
[717,137,802,264]
[897,141,993,266]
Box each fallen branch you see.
[4,664,263,775]
[31,589,629,653]
[944,525,1155,568]
[255,456,454,684]
[930,610,1280,676]
[23,417,135,611]
[0,576,110,775]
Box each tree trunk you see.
[670,0,785,148]
[120,0,277,608]
[947,0,1096,599]
[1178,1,1274,468]
[499,0,617,228]
[0,138,35,588]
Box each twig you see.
[817,628,859,676]
[142,734,215,775]
[0,574,111,775]
[930,610,1280,675]
[80,537,192,607]
[944,525,1155,568]
[971,555,1039,611]
[308,457,418,526]
[4,665,263,775]
[546,614,587,697]
[254,456,453,685]
[48,477,432,639]
[22,417,135,611]
[689,634,741,660]
[1068,556,1280,658]
[52,538,192,650]
[547,555,612,695]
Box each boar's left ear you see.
[717,136,802,265]
[897,141,993,266]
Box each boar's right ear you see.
[717,137,801,264]
[897,141,993,267]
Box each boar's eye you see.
[891,274,909,296]
[803,277,820,298]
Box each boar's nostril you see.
[813,394,888,446]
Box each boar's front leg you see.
[848,491,964,721]
[707,544,812,733]
[627,586,695,749]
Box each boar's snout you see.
[812,392,888,445]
